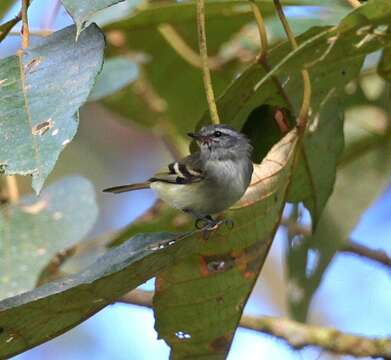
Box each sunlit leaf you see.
[89,56,139,101]
[153,130,299,358]
[0,24,104,193]
[0,231,200,358]
[0,176,98,300]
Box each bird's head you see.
[187,124,252,160]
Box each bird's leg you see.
[195,215,234,231]
[195,215,219,230]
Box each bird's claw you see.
[195,217,234,231]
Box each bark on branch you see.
[119,289,391,359]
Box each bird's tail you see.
[103,182,151,194]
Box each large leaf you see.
[61,0,125,36]
[0,231,201,358]
[0,24,104,193]
[287,94,391,321]
[0,176,98,300]
[153,130,299,358]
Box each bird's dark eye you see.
[213,131,222,137]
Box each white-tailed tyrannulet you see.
[103,124,253,228]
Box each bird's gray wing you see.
[149,152,204,184]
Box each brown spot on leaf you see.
[199,254,236,277]
[25,57,43,73]
[32,119,53,136]
[155,276,165,293]
[209,335,231,353]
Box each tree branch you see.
[241,315,391,359]
[280,218,391,272]
[119,289,391,359]
[273,0,311,132]
[196,0,220,124]
[21,0,30,48]
[341,242,391,270]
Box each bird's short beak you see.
[187,132,200,140]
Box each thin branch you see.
[119,289,391,359]
[5,176,20,204]
[196,0,220,124]
[21,0,30,49]
[273,0,311,132]
[346,0,362,8]
[158,23,219,70]
[0,12,22,43]
[249,0,268,63]
[280,218,391,272]
[341,242,391,270]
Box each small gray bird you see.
[103,124,253,228]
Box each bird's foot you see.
[195,216,234,231]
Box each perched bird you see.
[103,124,253,228]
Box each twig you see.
[21,0,30,48]
[5,176,20,204]
[249,0,268,63]
[0,12,22,43]
[196,0,220,124]
[280,218,391,272]
[273,0,311,132]
[158,23,220,70]
[346,0,361,8]
[119,289,391,359]
[341,242,391,270]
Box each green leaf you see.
[0,176,98,300]
[61,0,125,37]
[287,117,391,321]
[198,0,391,224]
[0,24,104,193]
[0,231,201,358]
[88,56,139,101]
[0,0,15,20]
[154,130,299,358]
[378,45,391,81]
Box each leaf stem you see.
[249,0,268,63]
[119,289,391,358]
[273,0,311,133]
[21,0,30,48]
[5,176,20,204]
[196,0,220,124]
